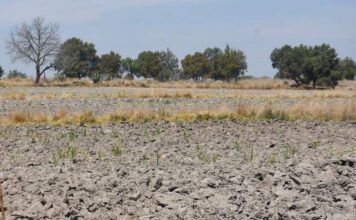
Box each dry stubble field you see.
[0,81,355,219]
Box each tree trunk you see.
[312,79,317,89]
[35,65,41,84]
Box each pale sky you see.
[0,0,355,77]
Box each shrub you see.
[7,69,27,79]
[90,72,101,83]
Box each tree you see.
[0,66,4,78]
[219,45,247,80]
[271,44,340,88]
[160,49,181,80]
[335,57,356,80]
[120,57,138,79]
[7,69,27,79]
[54,37,99,79]
[6,16,60,84]
[204,47,223,80]
[181,52,211,80]
[135,51,163,79]
[99,51,121,79]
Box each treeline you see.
[51,37,248,82]
[2,17,355,88]
[271,44,356,88]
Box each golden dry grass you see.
[0,102,355,125]
[0,78,292,89]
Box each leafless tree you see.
[6,16,60,84]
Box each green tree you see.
[271,44,340,88]
[120,57,138,79]
[181,52,211,80]
[54,37,99,79]
[335,57,356,80]
[99,51,121,79]
[7,69,27,79]
[135,51,163,79]
[204,47,223,80]
[0,66,4,78]
[160,48,181,80]
[219,45,247,80]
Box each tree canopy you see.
[271,44,340,88]
[182,45,247,80]
[54,37,99,79]
[99,51,121,79]
[335,57,356,80]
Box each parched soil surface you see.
[1,87,354,116]
[1,120,355,219]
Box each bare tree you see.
[6,16,60,84]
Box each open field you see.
[0,85,355,219]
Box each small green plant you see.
[267,153,278,166]
[195,145,219,164]
[98,150,105,161]
[183,129,189,143]
[111,142,123,156]
[308,140,321,149]
[284,145,298,160]
[30,131,39,143]
[90,72,101,83]
[68,131,76,142]
[234,140,245,152]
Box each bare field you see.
[0,86,355,219]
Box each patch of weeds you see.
[195,145,219,164]
[267,153,278,166]
[234,140,246,152]
[163,99,171,105]
[98,150,105,161]
[284,144,298,160]
[155,127,161,136]
[111,142,123,157]
[51,144,80,166]
[308,140,321,149]
[81,128,87,137]
[68,130,76,142]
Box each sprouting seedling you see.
[82,128,87,137]
[308,140,321,149]
[98,150,105,161]
[234,140,244,152]
[111,142,123,157]
[68,131,76,142]
[267,153,277,165]
[284,145,298,160]
[183,128,189,143]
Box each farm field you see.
[0,85,355,219]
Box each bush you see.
[0,66,4,78]
[90,72,101,83]
[7,69,27,79]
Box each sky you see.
[0,0,355,77]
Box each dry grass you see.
[0,78,292,89]
[1,102,355,125]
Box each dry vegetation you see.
[0,78,292,89]
[0,102,355,125]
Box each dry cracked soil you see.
[0,120,355,220]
